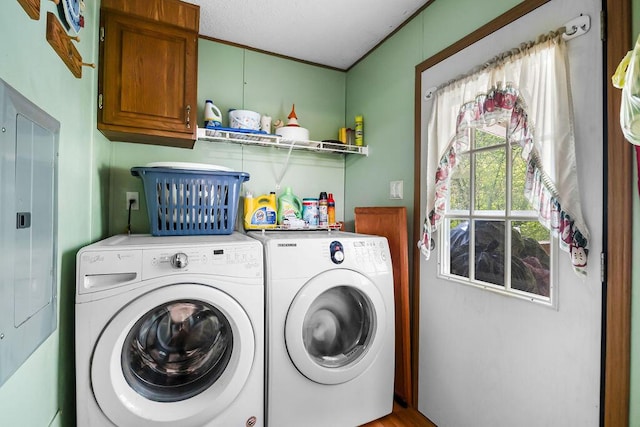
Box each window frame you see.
[437,125,558,307]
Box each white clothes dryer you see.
[75,233,264,427]
[249,230,394,427]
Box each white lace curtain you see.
[418,31,590,275]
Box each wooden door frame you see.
[602,0,632,425]
[411,1,632,425]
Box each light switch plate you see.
[390,180,403,199]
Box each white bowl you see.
[229,110,261,130]
[276,126,310,141]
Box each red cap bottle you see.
[327,193,335,226]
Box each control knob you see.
[171,252,189,269]
[330,241,344,264]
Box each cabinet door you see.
[98,10,197,147]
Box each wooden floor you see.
[361,402,437,426]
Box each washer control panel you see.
[143,244,263,279]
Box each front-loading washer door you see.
[285,269,387,385]
[91,283,255,427]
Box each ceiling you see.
[183,0,430,70]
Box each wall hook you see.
[424,86,437,101]
[562,14,590,41]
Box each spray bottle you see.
[327,193,335,226]
[355,115,364,146]
[318,192,328,227]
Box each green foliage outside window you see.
[449,126,548,243]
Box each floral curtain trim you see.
[418,85,589,276]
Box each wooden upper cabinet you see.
[98,0,199,149]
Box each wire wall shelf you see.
[196,127,369,156]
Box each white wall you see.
[418,1,603,425]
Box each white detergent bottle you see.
[204,100,222,128]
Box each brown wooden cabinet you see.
[98,0,199,148]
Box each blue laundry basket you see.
[131,166,250,236]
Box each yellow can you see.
[338,127,347,144]
[355,115,364,146]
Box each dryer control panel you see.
[323,238,390,273]
[350,239,388,265]
[338,238,391,276]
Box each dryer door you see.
[91,282,255,427]
[285,269,387,385]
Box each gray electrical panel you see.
[0,79,59,386]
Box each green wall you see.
[0,1,109,426]
[344,14,422,235]
[110,42,348,235]
[344,0,522,239]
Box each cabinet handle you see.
[186,105,191,129]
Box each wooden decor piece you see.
[17,0,40,20]
[46,12,82,78]
[355,206,412,406]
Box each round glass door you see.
[122,300,233,402]
[91,283,255,427]
[285,269,387,385]
[302,286,373,368]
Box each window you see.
[419,35,590,284]
[439,123,556,304]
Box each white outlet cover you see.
[126,191,139,210]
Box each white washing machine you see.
[249,230,395,427]
[75,233,264,427]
